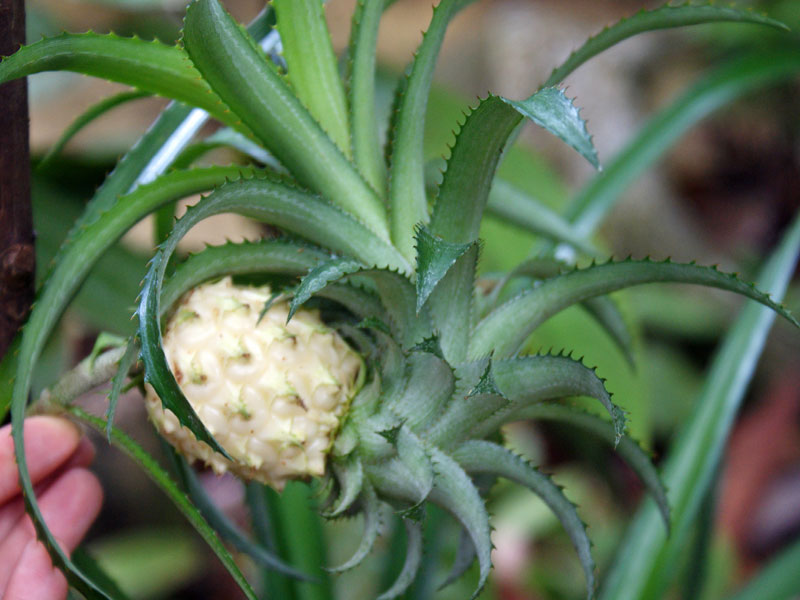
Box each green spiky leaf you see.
[545,3,789,87]
[601,214,800,600]
[326,482,381,572]
[453,440,596,600]
[414,226,473,312]
[388,0,478,259]
[516,403,669,529]
[503,87,599,169]
[0,32,240,124]
[289,258,365,321]
[273,0,351,157]
[183,0,389,239]
[376,519,423,600]
[472,258,799,359]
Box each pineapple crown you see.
[1,1,798,599]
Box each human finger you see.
[2,538,68,600]
[0,468,103,590]
[0,417,82,504]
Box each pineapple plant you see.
[2,1,800,599]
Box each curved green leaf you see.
[471,258,799,359]
[414,226,473,312]
[439,527,475,589]
[38,90,150,169]
[515,403,669,530]
[472,353,626,445]
[503,88,599,169]
[0,33,238,128]
[429,95,523,244]
[453,440,595,600]
[326,455,365,517]
[566,50,800,238]
[347,0,388,194]
[183,0,389,240]
[427,244,480,364]
[600,213,800,600]
[495,256,636,366]
[64,406,258,600]
[273,0,351,157]
[105,337,140,441]
[376,519,423,600]
[428,445,492,600]
[326,482,381,572]
[388,0,478,260]
[289,258,366,321]
[162,239,330,311]
[545,3,788,87]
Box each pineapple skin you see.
[145,277,363,490]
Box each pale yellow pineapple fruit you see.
[145,277,363,490]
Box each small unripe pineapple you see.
[145,277,363,490]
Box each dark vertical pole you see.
[0,0,34,359]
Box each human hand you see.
[0,416,103,600]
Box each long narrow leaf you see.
[0,33,238,128]
[274,0,351,156]
[388,0,477,260]
[347,0,388,194]
[600,213,800,600]
[566,51,800,238]
[471,258,799,359]
[38,90,150,169]
[64,406,258,600]
[544,3,788,87]
[727,536,800,600]
[182,0,389,239]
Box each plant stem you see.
[0,0,34,359]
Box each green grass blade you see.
[182,0,389,240]
[727,536,800,600]
[0,33,237,128]
[274,0,351,157]
[64,406,258,600]
[544,3,789,87]
[599,213,800,600]
[388,0,478,260]
[38,90,150,169]
[566,50,800,238]
[471,258,799,359]
[347,0,388,194]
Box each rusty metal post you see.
[0,0,35,359]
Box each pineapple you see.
[145,277,363,489]
[3,1,799,599]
